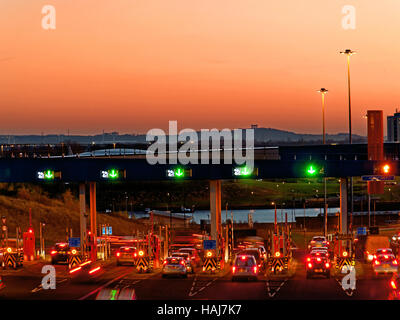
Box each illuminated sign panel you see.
[100,169,126,180]
[233,167,258,177]
[166,167,192,179]
[37,170,61,180]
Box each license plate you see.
[383,264,390,268]
[59,251,65,254]
[315,269,323,273]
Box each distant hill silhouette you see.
[0,127,365,145]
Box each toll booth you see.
[333,233,355,273]
[23,229,35,261]
[267,223,292,274]
[67,247,85,269]
[131,235,160,273]
[202,249,218,273]
[2,247,23,269]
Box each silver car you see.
[162,257,188,278]
[373,254,399,275]
[232,255,258,281]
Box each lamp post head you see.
[318,88,328,94]
[340,49,356,56]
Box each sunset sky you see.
[1,0,400,135]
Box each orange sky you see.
[1,0,400,135]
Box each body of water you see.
[133,207,341,224]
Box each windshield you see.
[235,257,256,267]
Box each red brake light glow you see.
[50,250,57,255]
[253,266,258,273]
[391,280,397,290]
[393,260,398,265]
[325,262,330,268]
[307,263,313,268]
[116,252,121,257]
[375,260,381,266]
[232,266,236,273]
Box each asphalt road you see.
[0,252,395,300]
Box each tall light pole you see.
[317,88,328,236]
[340,49,356,234]
[340,49,356,144]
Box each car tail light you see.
[253,266,258,274]
[59,244,66,247]
[384,255,389,259]
[232,266,236,274]
[317,258,321,262]
[307,263,312,268]
[391,280,397,290]
[50,250,57,255]
[307,257,311,262]
[134,253,137,257]
[393,260,398,265]
[69,266,82,274]
[241,256,246,260]
[116,252,121,257]
[375,260,381,266]
[180,260,185,265]
[316,252,320,256]
[89,266,101,274]
[325,262,330,268]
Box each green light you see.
[108,169,119,179]
[175,168,184,177]
[306,165,317,175]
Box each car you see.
[306,251,331,278]
[240,248,264,270]
[308,236,329,250]
[50,243,70,264]
[373,254,399,275]
[116,246,137,266]
[232,254,258,281]
[69,260,104,283]
[171,252,194,273]
[162,257,188,278]
[178,248,202,267]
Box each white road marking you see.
[188,275,218,297]
[266,279,287,298]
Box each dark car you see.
[306,251,331,279]
[50,243,70,264]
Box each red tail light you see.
[50,250,57,255]
[134,253,137,257]
[253,266,258,274]
[89,266,101,274]
[232,266,236,273]
[375,260,381,266]
[116,252,121,257]
[325,262,330,268]
[317,258,321,262]
[393,260,398,265]
[391,280,397,290]
[180,260,185,265]
[307,263,313,268]
[306,257,311,262]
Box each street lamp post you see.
[318,87,329,237]
[340,49,356,234]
